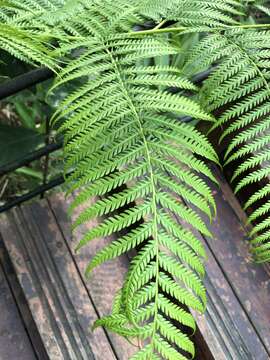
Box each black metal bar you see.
[41,117,51,199]
[0,141,62,176]
[0,175,65,213]
[0,67,54,101]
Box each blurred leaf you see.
[14,101,36,128]
[15,166,43,180]
[0,124,43,166]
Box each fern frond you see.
[0,22,57,68]
[245,0,270,17]
[188,27,270,262]
[142,0,243,27]
[48,1,219,358]
[3,0,258,357]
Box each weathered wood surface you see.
[0,203,118,360]
[0,241,36,360]
[48,193,138,359]
[0,236,49,359]
[0,166,269,359]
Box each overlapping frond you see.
[49,1,219,358]
[245,0,270,16]
[0,0,65,23]
[187,28,270,262]
[0,22,57,68]
[0,0,62,68]
[142,0,244,27]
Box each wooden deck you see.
[0,252,36,360]
[0,166,269,359]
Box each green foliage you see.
[0,0,65,68]
[0,123,43,166]
[244,0,270,17]
[143,0,244,26]
[187,27,270,263]
[1,0,270,358]
[0,23,56,68]
[49,2,219,358]
[0,59,63,200]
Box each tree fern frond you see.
[158,211,207,258]
[142,0,243,27]
[85,224,153,275]
[244,183,270,210]
[157,315,194,356]
[245,0,270,17]
[47,2,219,357]
[159,232,205,276]
[153,335,188,360]
[157,192,212,237]
[189,27,270,262]
[157,174,213,219]
[158,273,205,312]
[0,23,57,68]
[158,294,196,329]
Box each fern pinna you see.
[48,1,220,358]
[187,28,270,263]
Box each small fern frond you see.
[0,22,57,68]
[246,0,270,17]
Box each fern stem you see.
[153,19,167,30]
[128,23,270,36]
[129,26,187,36]
[234,23,270,29]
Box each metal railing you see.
[0,67,63,213]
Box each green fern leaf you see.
[188,27,270,263]
[48,2,219,358]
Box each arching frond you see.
[49,1,218,358]
[188,28,270,263]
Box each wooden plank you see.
[0,202,116,360]
[0,236,49,359]
[0,256,36,360]
[48,193,138,359]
